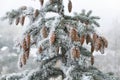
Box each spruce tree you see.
[1,0,116,80]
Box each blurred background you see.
[0,0,120,77]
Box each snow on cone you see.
[49,32,56,45]
[71,46,80,59]
[41,26,48,38]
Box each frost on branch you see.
[0,0,113,80]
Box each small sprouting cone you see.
[68,0,72,13]
[34,9,39,18]
[80,35,85,45]
[86,34,91,44]
[39,0,44,6]
[50,32,56,45]
[15,17,20,25]
[20,16,25,26]
[91,55,94,65]
[41,26,48,38]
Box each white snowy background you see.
[0,0,120,77]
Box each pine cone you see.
[22,38,27,51]
[41,26,48,38]
[15,17,20,25]
[25,50,29,59]
[91,55,94,65]
[68,0,72,13]
[71,47,80,59]
[39,0,44,6]
[38,46,42,53]
[95,37,102,51]
[80,35,85,45]
[75,47,80,58]
[50,32,56,45]
[101,37,108,48]
[91,43,94,53]
[93,33,98,43]
[86,34,91,44]
[22,54,26,65]
[20,16,25,26]
[26,33,31,48]
[70,28,79,41]
[34,9,39,18]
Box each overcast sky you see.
[0,0,120,34]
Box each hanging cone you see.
[75,47,80,58]
[39,0,44,6]
[26,33,31,48]
[41,26,48,38]
[15,17,20,25]
[34,9,39,18]
[86,34,91,44]
[50,32,56,45]
[91,55,94,65]
[80,35,85,45]
[69,28,79,41]
[38,46,43,53]
[21,54,27,65]
[20,16,25,26]
[71,47,80,59]
[101,37,108,48]
[25,50,29,59]
[94,37,102,51]
[68,0,72,13]
[93,33,98,43]
[91,43,94,53]
[22,38,27,51]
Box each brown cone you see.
[68,0,72,13]
[93,33,98,43]
[41,26,48,38]
[20,16,25,26]
[80,35,85,45]
[15,17,20,25]
[50,32,56,45]
[39,0,44,6]
[86,34,91,44]
[91,55,94,65]
[20,6,27,10]
[34,9,39,18]
[38,46,42,53]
